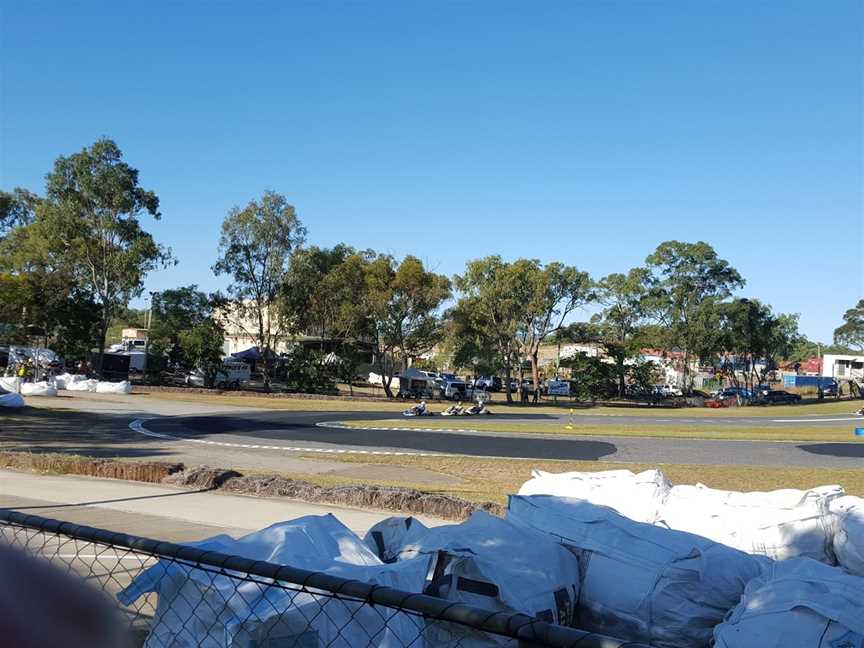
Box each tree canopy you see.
[23,139,172,366]
[834,300,864,352]
[212,190,306,386]
[365,255,451,397]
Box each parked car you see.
[187,360,250,389]
[472,376,502,392]
[762,390,802,404]
[715,387,754,401]
[443,379,469,400]
[654,384,683,398]
[819,382,839,397]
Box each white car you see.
[654,384,683,398]
[186,360,250,389]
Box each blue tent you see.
[231,347,263,362]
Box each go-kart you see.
[402,405,432,417]
[441,402,493,416]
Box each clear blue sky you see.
[1,1,861,342]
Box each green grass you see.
[293,452,864,504]
[336,418,860,442]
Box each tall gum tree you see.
[365,255,451,398]
[511,259,594,393]
[37,139,171,369]
[646,241,744,391]
[212,191,306,388]
[451,256,523,402]
[593,267,653,397]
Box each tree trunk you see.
[530,352,541,402]
[95,305,109,375]
[378,351,393,398]
[518,364,525,404]
[617,358,626,398]
[504,366,513,403]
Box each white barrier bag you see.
[507,495,768,648]
[395,511,580,647]
[66,377,98,392]
[830,496,864,575]
[96,380,133,394]
[713,557,864,647]
[54,373,89,390]
[0,376,22,393]
[0,392,25,408]
[658,483,842,563]
[518,468,671,523]
[363,516,429,563]
[20,381,57,397]
[119,515,429,648]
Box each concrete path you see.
[0,470,448,540]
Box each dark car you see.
[819,382,839,397]
[763,390,802,404]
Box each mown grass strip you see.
[334,419,859,442]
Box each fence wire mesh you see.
[0,509,636,648]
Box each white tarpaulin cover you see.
[95,380,133,394]
[363,516,429,563]
[8,346,60,367]
[0,392,25,408]
[19,381,57,397]
[507,495,768,648]
[119,515,431,648]
[830,496,864,576]
[518,469,671,523]
[658,483,842,563]
[713,557,864,648]
[0,376,22,393]
[395,511,581,630]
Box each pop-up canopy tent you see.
[231,347,261,362]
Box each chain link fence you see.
[0,509,642,648]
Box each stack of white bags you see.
[113,466,864,648]
[0,373,131,398]
[519,468,864,647]
[54,373,131,394]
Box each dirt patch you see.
[162,465,242,490]
[220,473,503,520]
[0,451,183,483]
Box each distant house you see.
[822,354,864,381]
[779,357,822,376]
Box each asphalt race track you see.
[141,409,864,469]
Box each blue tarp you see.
[231,347,262,362]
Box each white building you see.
[822,354,864,381]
